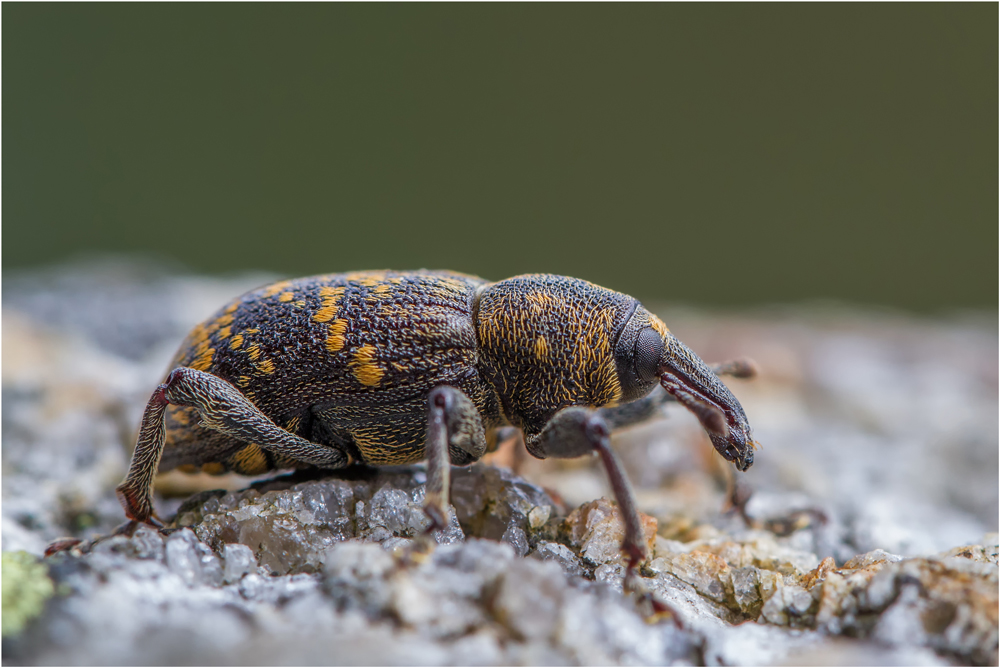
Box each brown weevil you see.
[116,271,757,572]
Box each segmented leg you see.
[526,407,648,580]
[116,367,352,525]
[598,357,756,431]
[423,386,487,530]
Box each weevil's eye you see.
[634,328,663,383]
[614,306,664,403]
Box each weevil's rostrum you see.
[117,270,757,567]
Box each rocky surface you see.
[2,258,997,665]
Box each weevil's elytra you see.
[117,270,758,573]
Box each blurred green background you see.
[4,4,996,311]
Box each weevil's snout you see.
[656,331,757,472]
[710,427,754,472]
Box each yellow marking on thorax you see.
[278,291,294,302]
[218,326,232,340]
[533,335,549,360]
[285,416,302,433]
[230,334,244,350]
[325,319,348,353]
[245,328,260,335]
[351,344,385,386]
[224,302,240,314]
[213,313,235,328]
[237,376,251,388]
[648,313,670,337]
[294,300,306,308]
[525,292,554,314]
[313,286,346,323]
[255,359,276,375]
[569,305,622,406]
[246,343,261,361]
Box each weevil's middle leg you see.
[116,366,352,526]
[422,386,487,532]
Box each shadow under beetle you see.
[117,271,758,570]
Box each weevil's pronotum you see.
[117,271,758,569]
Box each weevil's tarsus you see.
[44,538,84,557]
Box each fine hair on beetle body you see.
[115,270,758,578]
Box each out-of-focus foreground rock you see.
[3,259,997,666]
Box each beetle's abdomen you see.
[164,270,492,468]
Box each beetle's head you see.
[614,306,757,471]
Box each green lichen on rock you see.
[2,551,55,637]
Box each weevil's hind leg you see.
[526,407,648,591]
[422,386,487,533]
[115,383,171,526]
[116,367,352,525]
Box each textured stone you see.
[222,543,256,584]
[563,497,657,567]
[3,262,998,665]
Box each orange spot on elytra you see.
[190,338,215,371]
[261,280,293,298]
[325,319,348,353]
[313,286,346,323]
[351,345,384,386]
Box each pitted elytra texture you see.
[165,270,491,471]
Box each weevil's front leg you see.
[711,358,758,380]
[526,407,648,580]
[116,367,352,525]
[423,386,487,531]
[598,357,758,431]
